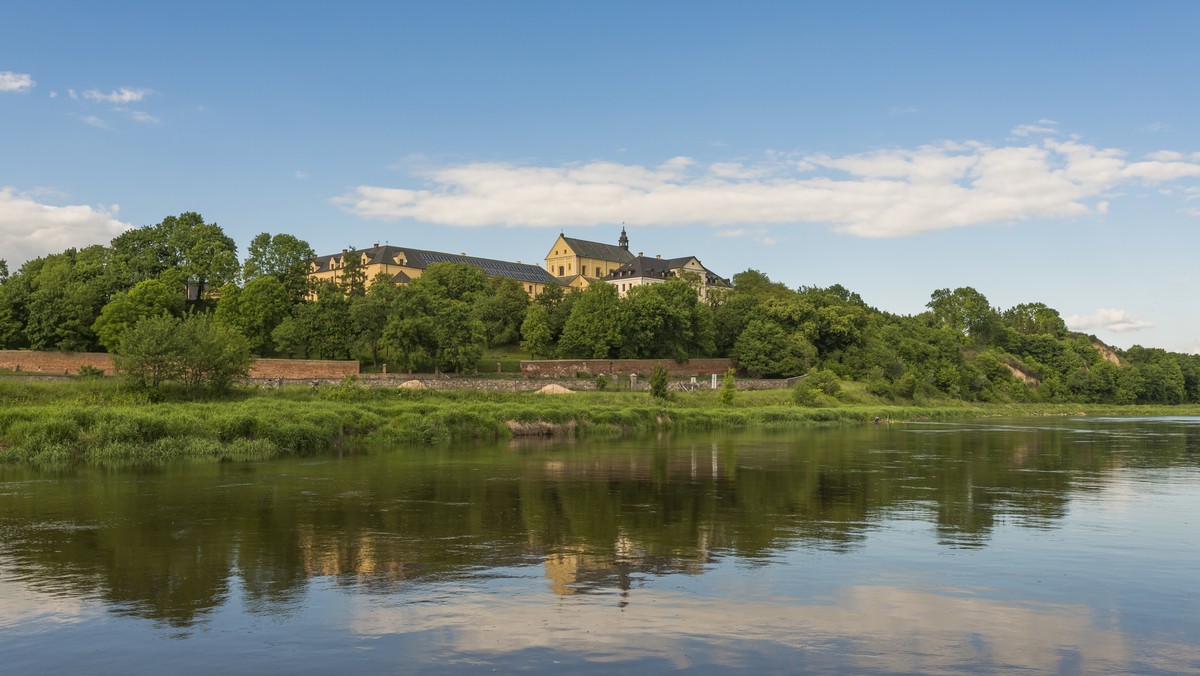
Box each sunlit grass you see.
[4,376,1200,466]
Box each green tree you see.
[272,280,354,359]
[413,262,488,302]
[475,276,530,348]
[351,274,400,365]
[214,277,290,356]
[1002,302,1068,337]
[520,302,554,359]
[336,249,368,297]
[926,287,998,342]
[175,314,253,393]
[382,284,436,372]
[557,282,622,358]
[242,232,315,303]
[113,315,184,389]
[93,279,183,351]
[114,314,251,394]
[731,319,812,378]
[433,298,485,373]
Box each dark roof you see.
[313,245,561,286]
[603,255,731,287]
[561,236,636,264]
[603,255,675,281]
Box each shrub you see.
[649,364,670,401]
[718,368,736,405]
[77,365,106,379]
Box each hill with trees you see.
[1,212,1197,404]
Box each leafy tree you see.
[114,314,251,394]
[336,249,368,297]
[175,314,253,393]
[1002,302,1068,337]
[413,262,487,302]
[0,259,7,285]
[242,232,315,303]
[618,285,675,359]
[21,248,110,352]
[272,280,354,359]
[475,276,530,348]
[93,279,183,351]
[113,315,184,389]
[350,274,400,365]
[382,284,436,372]
[557,282,622,358]
[731,319,812,378]
[927,287,998,342]
[713,292,761,355]
[214,277,290,356]
[520,302,554,359]
[432,298,485,373]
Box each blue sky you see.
[3,2,1199,353]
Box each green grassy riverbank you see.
[3,377,1199,466]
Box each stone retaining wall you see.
[520,358,736,378]
[2,351,791,390]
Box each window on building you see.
[595,266,601,277]
[558,265,564,276]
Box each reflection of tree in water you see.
[0,419,1196,626]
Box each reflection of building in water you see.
[296,527,415,585]
[538,444,729,482]
[544,531,710,597]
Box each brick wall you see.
[248,359,359,379]
[520,358,737,378]
[0,350,358,379]
[0,350,114,375]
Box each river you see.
[2,417,1198,674]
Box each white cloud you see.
[83,87,149,104]
[294,170,309,180]
[1066,308,1153,333]
[0,71,35,92]
[715,227,777,246]
[334,126,1200,238]
[76,114,110,130]
[125,110,160,125]
[1011,120,1059,137]
[0,187,132,267]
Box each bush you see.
[114,314,252,394]
[77,365,106,379]
[719,368,736,405]
[595,373,610,391]
[649,364,670,401]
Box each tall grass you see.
[5,377,1200,467]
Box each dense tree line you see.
[1,212,1198,403]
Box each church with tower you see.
[309,227,729,299]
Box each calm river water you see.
[2,417,1199,674]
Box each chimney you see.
[656,254,661,259]
[373,242,379,248]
